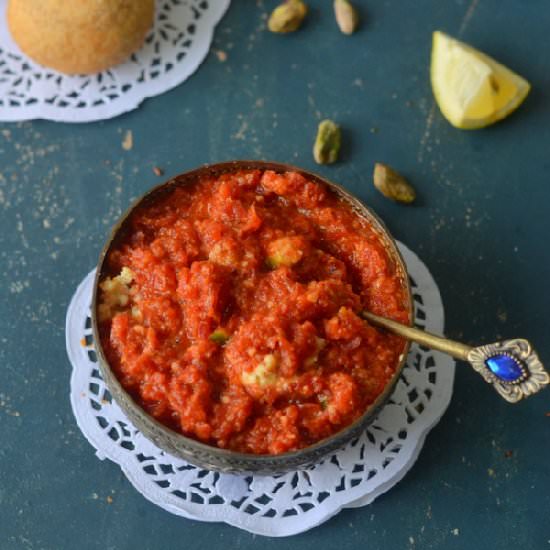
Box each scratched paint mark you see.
[417,103,437,164]
[233,119,249,141]
[459,0,480,36]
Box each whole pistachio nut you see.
[313,120,341,164]
[373,163,416,204]
[334,0,359,35]
[268,0,308,33]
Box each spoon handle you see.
[361,311,472,360]
[361,311,549,403]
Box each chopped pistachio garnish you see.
[209,328,230,345]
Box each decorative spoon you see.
[361,311,549,402]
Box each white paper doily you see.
[0,0,230,122]
[66,242,455,537]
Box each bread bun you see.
[7,0,155,75]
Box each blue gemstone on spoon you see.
[485,354,524,382]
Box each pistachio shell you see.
[313,120,341,164]
[334,0,359,35]
[268,0,308,33]
[373,163,416,204]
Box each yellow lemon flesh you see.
[431,31,530,129]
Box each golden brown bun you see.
[7,0,155,75]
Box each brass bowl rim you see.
[92,160,413,469]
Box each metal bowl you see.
[92,160,413,475]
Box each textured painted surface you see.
[1,0,549,548]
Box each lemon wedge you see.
[431,31,531,129]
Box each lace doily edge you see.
[66,241,455,537]
[0,1,231,123]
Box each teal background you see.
[1,0,549,548]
